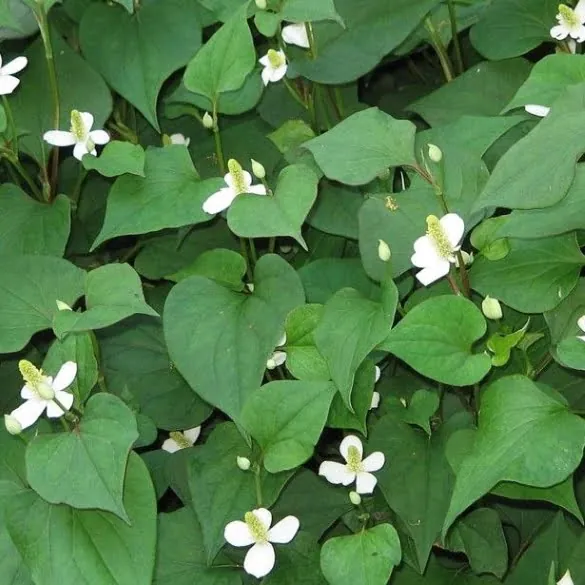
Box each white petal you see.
[570,24,585,40]
[578,315,585,333]
[52,361,77,392]
[79,111,94,132]
[46,391,74,418]
[340,435,363,461]
[10,399,47,430]
[252,508,272,530]
[269,64,288,83]
[241,171,253,189]
[268,515,300,543]
[282,23,310,48]
[362,451,385,473]
[0,75,19,95]
[161,438,181,453]
[224,520,255,547]
[355,471,378,494]
[248,184,267,195]
[244,542,275,578]
[568,38,577,52]
[261,67,272,86]
[551,24,569,40]
[202,188,237,214]
[411,235,441,268]
[524,104,550,117]
[73,142,90,161]
[415,261,450,286]
[440,213,465,249]
[258,55,270,67]
[575,0,585,19]
[577,335,585,342]
[21,385,36,400]
[318,461,355,486]
[370,392,380,410]
[558,570,574,585]
[276,332,287,347]
[183,426,201,445]
[267,350,287,369]
[0,56,27,75]
[374,366,381,383]
[44,130,76,147]
[90,129,110,145]
[169,133,190,146]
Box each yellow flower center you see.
[245,511,268,543]
[18,360,54,400]
[346,445,363,474]
[169,431,192,449]
[69,110,87,142]
[227,158,248,195]
[426,215,454,259]
[267,49,285,69]
[559,4,579,26]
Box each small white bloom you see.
[281,23,310,49]
[202,111,214,129]
[374,365,381,383]
[203,158,267,214]
[224,508,300,578]
[259,49,288,86]
[378,239,391,262]
[56,299,72,311]
[370,392,380,410]
[551,2,585,41]
[237,456,251,471]
[0,54,27,95]
[577,315,585,342]
[4,414,22,435]
[427,143,443,163]
[482,296,503,320]
[251,158,266,179]
[9,360,76,430]
[318,435,385,494]
[558,570,574,585]
[267,332,287,370]
[524,104,550,117]
[43,110,109,161]
[411,213,465,286]
[349,491,361,506]
[162,426,201,453]
[169,133,190,146]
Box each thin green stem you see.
[529,352,554,380]
[212,101,225,174]
[446,0,464,74]
[447,272,461,295]
[70,167,87,207]
[455,251,471,298]
[268,237,276,254]
[248,238,258,265]
[254,463,263,506]
[333,87,345,119]
[283,77,308,110]
[240,238,253,282]
[2,95,16,151]
[425,17,454,83]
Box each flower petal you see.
[370,391,380,410]
[578,315,585,333]
[340,435,363,461]
[362,451,385,473]
[203,188,237,214]
[183,426,201,445]
[52,361,77,392]
[252,508,272,530]
[258,55,270,67]
[524,104,550,117]
[1,56,27,75]
[268,515,300,544]
[557,570,574,585]
[575,0,585,19]
[73,142,91,161]
[267,350,287,370]
[90,129,110,145]
[248,184,267,195]
[244,542,275,578]
[10,399,46,430]
[21,385,36,400]
[282,23,310,48]
[0,75,19,95]
[374,366,380,383]
[161,438,181,453]
[415,261,450,286]
[355,471,378,494]
[318,461,355,486]
[261,67,272,86]
[411,235,440,268]
[277,332,287,347]
[550,24,568,40]
[80,111,94,132]
[269,65,287,83]
[440,213,464,249]
[44,130,76,147]
[224,520,255,547]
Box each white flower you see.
[558,571,574,585]
[224,508,300,578]
[9,360,76,430]
[411,213,465,286]
[0,54,27,95]
[370,366,381,410]
[525,104,550,117]
[259,49,288,86]
[577,315,585,342]
[203,158,267,214]
[318,435,385,494]
[282,23,310,49]
[169,133,190,146]
[162,426,201,453]
[551,2,585,41]
[43,110,110,161]
[267,332,287,370]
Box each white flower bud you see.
[4,414,22,435]
[349,491,362,506]
[482,296,503,320]
[377,239,391,262]
[558,571,574,585]
[202,111,214,129]
[251,159,266,179]
[255,0,266,8]
[427,143,443,163]
[237,456,251,471]
[56,300,72,311]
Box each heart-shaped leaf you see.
[82,141,145,178]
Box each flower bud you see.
[427,143,443,163]
[56,300,72,311]
[202,111,214,129]
[482,296,503,320]
[237,456,251,471]
[377,239,391,262]
[255,0,266,8]
[558,570,574,585]
[4,414,22,435]
[349,491,361,506]
[251,159,266,179]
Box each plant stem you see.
[2,96,17,150]
[530,352,554,380]
[254,463,263,506]
[240,238,253,281]
[70,167,87,207]
[283,77,308,110]
[248,238,258,265]
[268,237,276,254]
[212,101,225,174]
[455,251,471,298]
[333,86,345,118]
[446,0,464,74]
[446,272,461,295]
[4,156,43,200]
[425,17,454,83]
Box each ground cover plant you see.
[0,0,585,583]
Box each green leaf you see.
[381,296,491,386]
[79,0,201,130]
[228,164,320,249]
[183,5,255,102]
[0,185,70,257]
[307,182,361,239]
[320,524,402,585]
[5,453,156,585]
[93,146,224,249]
[314,288,389,408]
[443,375,585,534]
[0,0,36,38]
[26,393,138,520]
[82,141,146,177]
[53,263,158,336]
[279,0,342,23]
[164,254,304,424]
[0,255,85,353]
[401,389,440,435]
[304,108,417,186]
[241,380,336,473]
[470,233,584,313]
